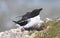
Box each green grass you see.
[39,20,60,38]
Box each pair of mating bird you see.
[13,8,44,31]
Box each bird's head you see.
[30,8,43,17]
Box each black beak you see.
[39,8,43,11]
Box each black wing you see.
[13,20,28,26]
[13,12,30,26]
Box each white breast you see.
[31,15,40,22]
[23,15,44,28]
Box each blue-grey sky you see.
[0,0,60,11]
[13,0,60,7]
[0,0,60,32]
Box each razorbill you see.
[13,8,44,31]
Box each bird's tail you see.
[13,21,20,24]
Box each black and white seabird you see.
[13,8,44,31]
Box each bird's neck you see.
[34,15,40,19]
[31,15,40,20]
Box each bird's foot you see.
[19,26,25,32]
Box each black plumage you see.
[13,8,43,26]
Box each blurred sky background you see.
[0,0,60,32]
